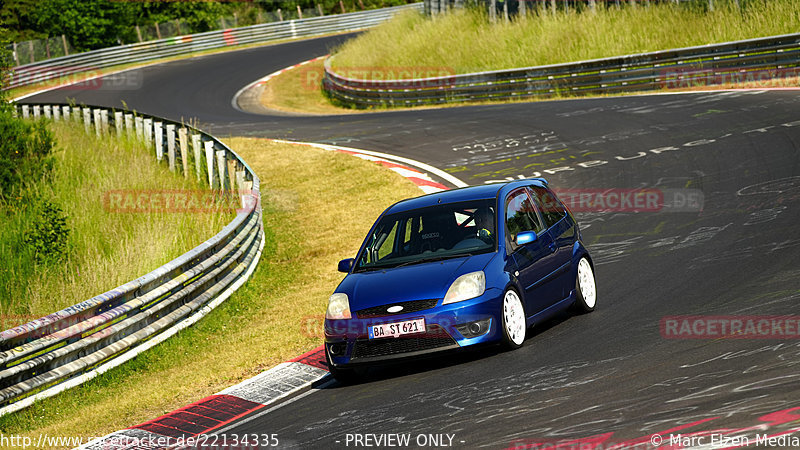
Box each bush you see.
[0,109,55,200]
[23,199,70,264]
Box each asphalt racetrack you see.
[27,34,800,448]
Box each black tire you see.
[501,288,526,350]
[574,257,597,313]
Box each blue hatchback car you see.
[324,178,596,381]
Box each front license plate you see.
[369,318,426,339]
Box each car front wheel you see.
[574,257,597,313]
[501,288,526,349]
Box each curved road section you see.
[28,34,800,448]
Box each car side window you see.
[505,189,543,251]
[529,186,566,229]
[360,221,399,266]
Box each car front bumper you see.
[324,288,504,367]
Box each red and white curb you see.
[231,55,327,111]
[83,347,327,449]
[260,55,327,84]
[81,144,462,449]
[270,139,467,193]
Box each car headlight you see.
[443,271,486,304]
[326,293,352,320]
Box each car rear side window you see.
[505,189,543,250]
[529,186,566,228]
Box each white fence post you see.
[204,141,215,188]
[33,105,41,119]
[53,105,60,121]
[216,150,227,191]
[226,159,237,194]
[134,116,143,140]
[114,111,123,136]
[22,105,30,118]
[154,122,163,161]
[93,109,102,136]
[125,114,134,137]
[192,134,203,182]
[179,128,189,178]
[236,169,247,207]
[83,108,92,133]
[100,110,109,134]
[166,124,176,172]
[143,118,153,146]
[62,106,70,121]
[43,105,52,120]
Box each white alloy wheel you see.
[502,289,526,348]
[575,257,597,312]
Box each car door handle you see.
[548,242,557,252]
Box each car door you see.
[504,188,560,316]
[529,185,575,300]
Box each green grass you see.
[0,138,422,447]
[331,1,800,75]
[0,121,233,329]
[259,59,359,115]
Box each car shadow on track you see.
[320,310,574,389]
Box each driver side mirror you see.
[515,231,537,245]
[337,258,354,273]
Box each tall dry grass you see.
[332,1,800,74]
[0,121,233,328]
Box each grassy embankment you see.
[0,133,421,446]
[262,1,800,114]
[0,121,233,328]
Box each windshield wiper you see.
[394,252,475,268]
[355,252,475,272]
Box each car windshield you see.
[355,199,496,272]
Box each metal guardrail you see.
[0,103,264,416]
[4,3,422,91]
[323,32,800,108]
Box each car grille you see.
[354,299,439,319]
[350,325,457,360]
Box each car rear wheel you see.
[501,288,526,349]
[574,257,597,313]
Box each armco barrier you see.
[323,32,800,107]
[5,3,421,91]
[0,103,264,416]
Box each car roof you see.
[384,178,548,214]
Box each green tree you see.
[2,0,414,53]
[32,0,138,51]
[0,0,45,42]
